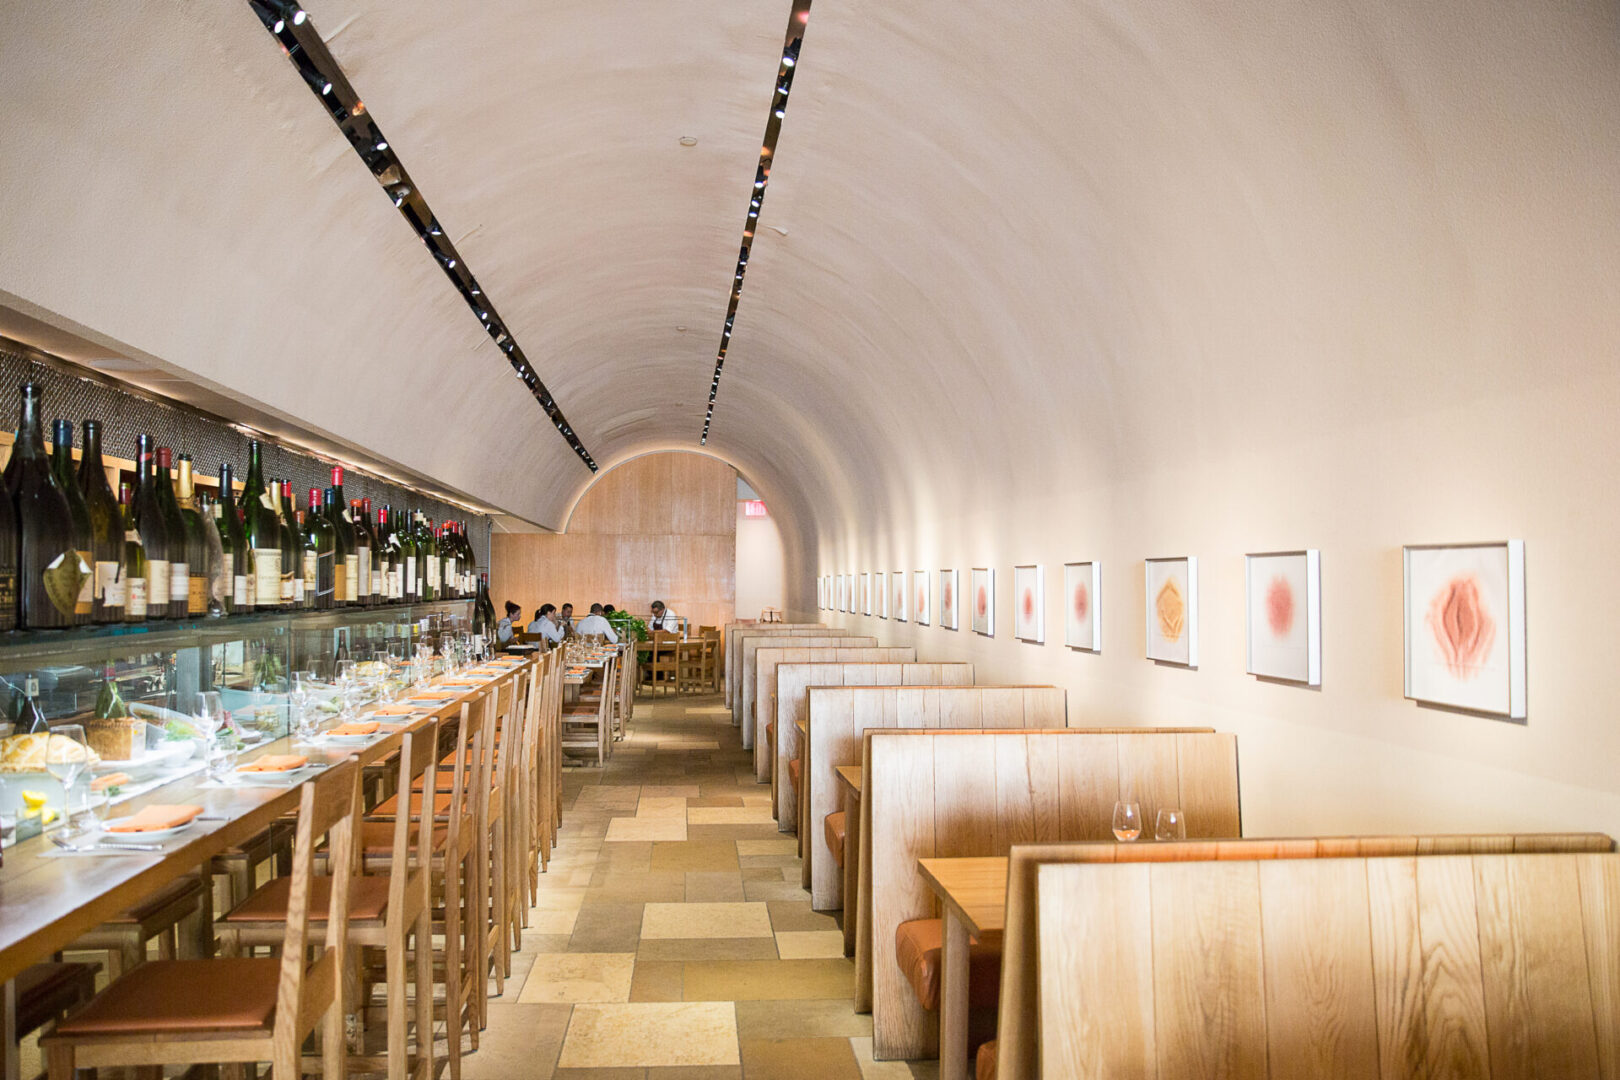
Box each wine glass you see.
[1111,800,1142,842]
[44,724,90,831]
[1155,807,1187,842]
[288,671,318,741]
[335,660,358,720]
[192,691,228,745]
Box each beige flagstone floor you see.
[471,692,940,1079]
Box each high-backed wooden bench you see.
[803,684,1061,907]
[981,832,1617,1080]
[723,622,825,707]
[737,633,873,745]
[771,658,969,803]
[859,726,1240,1060]
[1034,849,1620,1080]
[756,648,918,782]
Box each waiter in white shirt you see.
[528,604,565,645]
[575,603,620,643]
[649,600,679,633]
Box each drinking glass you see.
[1155,807,1187,842]
[288,671,318,741]
[45,724,90,829]
[335,660,358,719]
[206,738,239,784]
[1111,800,1142,842]
[192,691,228,744]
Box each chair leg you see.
[387,923,407,1080]
[45,1046,72,1080]
[444,863,465,1079]
[415,908,434,1080]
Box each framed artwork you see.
[874,571,887,618]
[939,569,959,631]
[913,570,930,625]
[1403,540,1526,719]
[1145,557,1197,666]
[862,572,872,617]
[892,571,907,623]
[818,577,825,609]
[1063,561,1101,652]
[1013,565,1044,643]
[971,567,995,637]
[1246,550,1321,685]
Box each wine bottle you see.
[418,512,439,601]
[294,505,313,609]
[324,487,349,607]
[376,505,399,601]
[238,440,282,612]
[10,386,83,629]
[360,498,382,602]
[175,454,209,617]
[154,448,190,619]
[276,481,300,608]
[132,437,170,619]
[49,420,94,625]
[77,421,123,624]
[440,522,459,600]
[329,468,359,606]
[349,498,373,608]
[398,508,418,602]
[197,488,226,616]
[475,572,496,638]
[118,481,148,622]
[312,488,338,610]
[217,463,247,613]
[0,472,17,632]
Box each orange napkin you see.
[327,721,380,737]
[107,804,203,832]
[372,705,420,716]
[409,693,455,701]
[90,772,133,792]
[436,680,483,688]
[238,755,308,773]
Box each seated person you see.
[558,603,577,639]
[575,603,620,643]
[649,599,679,633]
[528,603,565,644]
[496,601,522,646]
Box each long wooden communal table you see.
[0,656,534,988]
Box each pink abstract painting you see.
[893,572,907,623]
[1405,542,1523,717]
[939,569,958,630]
[1246,551,1318,684]
[914,570,930,625]
[1013,565,1044,643]
[1064,562,1100,651]
[971,568,994,636]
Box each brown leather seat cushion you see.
[104,875,204,924]
[52,958,280,1035]
[223,875,392,924]
[976,1040,997,1080]
[894,918,1002,1012]
[15,962,98,1036]
[766,721,775,745]
[825,811,847,868]
[788,757,801,790]
[358,820,448,855]
[373,789,457,818]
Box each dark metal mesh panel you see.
[0,345,491,571]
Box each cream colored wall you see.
[735,503,786,621]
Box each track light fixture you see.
[302,66,332,95]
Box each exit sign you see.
[743,499,769,517]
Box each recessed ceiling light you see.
[679,136,699,147]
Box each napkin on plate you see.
[372,705,421,716]
[326,721,380,737]
[238,754,309,773]
[106,804,203,832]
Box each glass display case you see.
[0,601,472,822]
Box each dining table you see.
[917,856,1009,1080]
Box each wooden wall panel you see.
[490,452,737,631]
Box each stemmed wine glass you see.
[335,660,359,720]
[1111,800,1142,842]
[1155,807,1187,842]
[44,724,90,832]
[288,671,318,741]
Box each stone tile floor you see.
[474,692,940,1079]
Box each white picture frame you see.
[939,569,959,631]
[1403,540,1526,720]
[971,567,995,637]
[913,570,930,625]
[1013,565,1044,644]
[874,571,887,619]
[892,571,907,623]
[1144,556,1197,666]
[1245,550,1321,685]
[1063,561,1101,652]
[862,572,872,617]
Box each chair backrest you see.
[755,647,921,781]
[617,644,636,717]
[861,726,1239,1060]
[384,721,441,915]
[724,624,829,707]
[272,757,360,1077]
[800,681,1053,906]
[1035,851,1620,1080]
[997,832,1617,1080]
[737,633,874,737]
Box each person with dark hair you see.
[528,603,563,644]
[649,600,679,633]
[558,602,576,639]
[497,600,522,646]
[576,602,619,643]
[603,604,617,617]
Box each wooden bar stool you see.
[561,655,617,767]
[646,633,679,696]
[220,725,441,1080]
[72,872,213,977]
[699,627,721,690]
[43,758,361,1080]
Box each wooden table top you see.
[0,658,531,986]
[835,765,862,796]
[918,856,1009,938]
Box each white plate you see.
[99,817,195,841]
[321,731,379,743]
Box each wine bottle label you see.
[103,568,126,608]
[443,558,456,593]
[260,492,277,512]
[187,575,207,614]
[371,569,382,597]
[357,548,371,598]
[76,551,94,613]
[333,560,347,602]
[149,559,170,609]
[427,555,441,590]
[234,574,250,608]
[303,551,317,596]
[281,568,294,602]
[0,574,15,621]
[388,568,401,599]
[253,548,281,607]
[344,555,359,602]
[95,560,119,602]
[222,553,234,590]
[127,576,148,618]
[125,529,139,543]
[292,572,305,604]
[405,556,417,595]
[169,561,190,604]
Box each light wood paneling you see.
[723,623,828,707]
[758,649,918,785]
[738,633,870,740]
[489,452,737,631]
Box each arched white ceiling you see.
[0,0,1615,560]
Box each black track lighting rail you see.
[699,0,811,446]
[244,0,598,472]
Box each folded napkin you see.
[409,692,455,701]
[436,680,483,688]
[372,704,421,716]
[90,772,133,792]
[327,721,380,737]
[107,804,203,832]
[238,754,309,773]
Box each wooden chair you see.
[44,758,361,1080]
[219,725,441,1080]
[1033,850,1620,1080]
[988,832,1619,1080]
[4,962,97,1080]
[698,626,721,690]
[677,639,706,695]
[70,872,213,977]
[561,654,617,766]
[615,643,636,738]
[646,632,679,696]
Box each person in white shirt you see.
[575,603,619,643]
[528,604,564,645]
[558,603,576,639]
[496,601,522,647]
[649,600,679,633]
